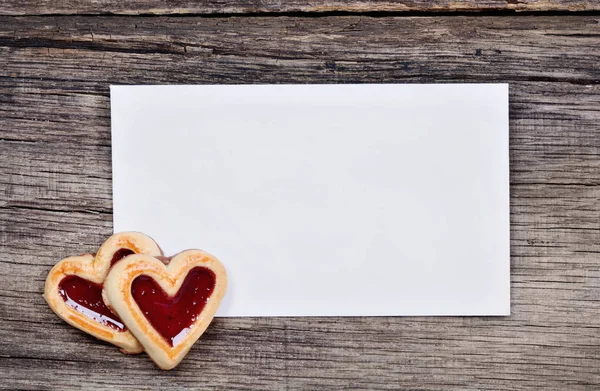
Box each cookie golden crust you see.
[103,250,227,370]
[43,232,162,353]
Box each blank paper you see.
[111,84,510,317]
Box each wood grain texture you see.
[0,0,598,16]
[1,14,600,391]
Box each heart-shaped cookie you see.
[103,250,227,369]
[44,232,162,353]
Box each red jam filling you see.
[131,267,216,347]
[110,248,135,266]
[58,276,126,331]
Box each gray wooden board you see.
[0,14,599,391]
[0,0,599,15]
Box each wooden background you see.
[1,0,599,389]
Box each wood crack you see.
[0,37,187,55]
[0,204,112,216]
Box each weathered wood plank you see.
[1,207,600,390]
[0,0,598,16]
[1,14,599,391]
[2,82,599,214]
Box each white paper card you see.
[111,84,510,317]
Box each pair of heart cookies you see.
[44,232,227,370]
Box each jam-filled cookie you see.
[44,232,162,353]
[103,250,227,369]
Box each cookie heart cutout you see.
[44,232,162,353]
[103,250,227,369]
